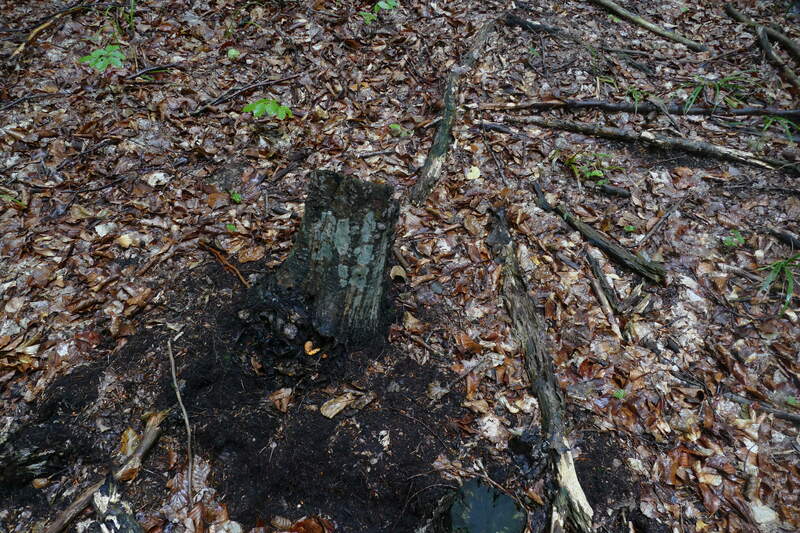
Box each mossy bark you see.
[254,170,399,347]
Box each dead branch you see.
[724,5,800,65]
[586,0,708,52]
[636,194,691,251]
[768,227,800,250]
[190,73,301,116]
[501,116,800,176]
[554,205,666,284]
[410,19,497,204]
[724,5,800,91]
[472,98,800,119]
[43,409,168,533]
[491,211,594,532]
[724,392,800,426]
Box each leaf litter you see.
[1,0,800,532]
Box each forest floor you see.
[2,1,800,532]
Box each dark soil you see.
[1,257,666,532]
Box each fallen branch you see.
[757,26,800,91]
[587,0,707,52]
[190,73,301,116]
[768,227,800,250]
[410,20,497,204]
[199,241,250,287]
[472,98,800,119]
[555,205,666,284]
[44,409,168,533]
[724,5,800,65]
[10,3,102,59]
[724,5,800,91]
[502,116,800,176]
[724,391,800,426]
[636,194,691,251]
[491,211,594,532]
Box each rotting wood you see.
[491,211,594,532]
[555,205,666,284]
[724,5,800,65]
[471,98,800,119]
[410,20,497,205]
[251,170,399,347]
[502,116,800,176]
[43,409,168,533]
[586,0,708,52]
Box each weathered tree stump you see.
[251,170,399,347]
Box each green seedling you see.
[596,76,618,90]
[679,71,755,113]
[758,252,799,315]
[626,86,649,113]
[242,98,292,119]
[389,123,412,138]
[225,223,237,232]
[359,0,398,24]
[608,14,622,23]
[528,46,540,57]
[787,396,799,407]
[227,48,241,59]
[762,116,798,144]
[613,389,626,400]
[1,194,26,208]
[563,152,623,186]
[722,229,745,248]
[229,191,243,204]
[624,225,637,233]
[79,44,125,72]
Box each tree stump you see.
[251,170,399,347]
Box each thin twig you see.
[636,194,691,251]
[190,73,301,116]
[199,241,251,287]
[168,340,193,508]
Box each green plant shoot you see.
[242,98,292,120]
[79,44,126,72]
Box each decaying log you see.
[554,205,666,284]
[410,20,497,205]
[503,116,800,176]
[252,171,399,347]
[587,0,708,52]
[491,212,594,532]
[473,98,800,119]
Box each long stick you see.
[724,5,800,65]
[471,98,800,119]
[587,0,708,52]
[410,20,497,204]
[501,116,800,176]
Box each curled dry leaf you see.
[269,387,293,413]
[320,393,356,418]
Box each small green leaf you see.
[225,223,237,232]
[624,225,636,232]
[0,193,26,208]
[242,98,292,120]
[596,178,609,186]
[787,396,799,407]
[613,389,626,400]
[359,11,377,23]
[79,44,126,72]
[229,191,242,204]
[227,48,240,59]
